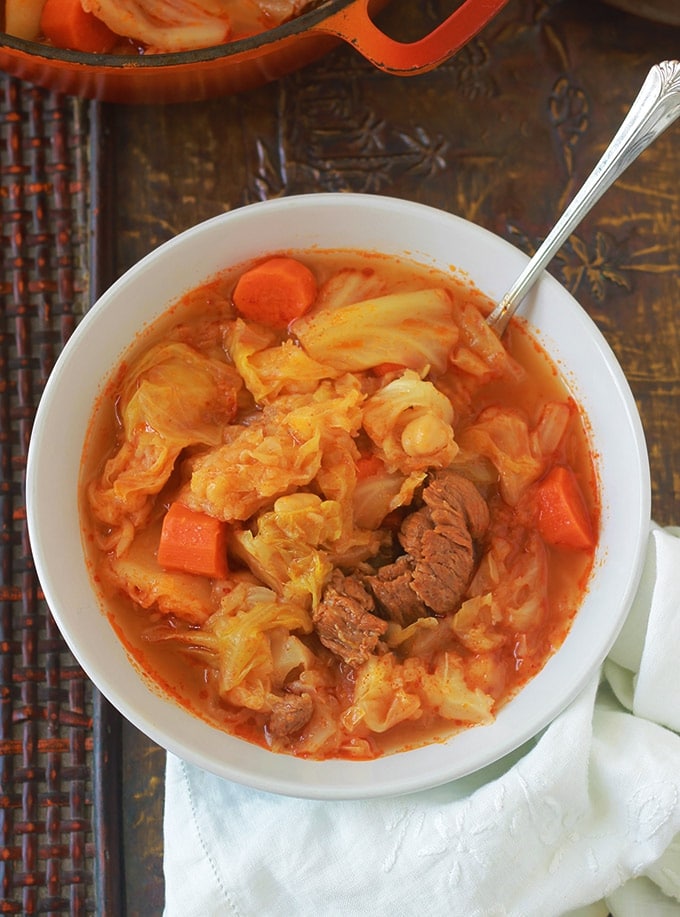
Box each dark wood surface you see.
[96,0,680,911]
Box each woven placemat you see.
[0,76,119,916]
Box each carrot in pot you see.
[534,464,596,551]
[157,502,229,579]
[40,0,118,54]
[232,257,318,328]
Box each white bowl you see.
[26,193,650,799]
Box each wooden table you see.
[4,0,680,912]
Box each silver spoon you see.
[487,60,680,337]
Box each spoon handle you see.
[488,60,680,336]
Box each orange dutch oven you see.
[0,0,510,104]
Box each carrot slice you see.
[157,502,229,579]
[535,465,596,551]
[232,257,318,328]
[41,0,118,54]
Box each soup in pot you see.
[2,1,322,55]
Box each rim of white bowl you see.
[26,193,651,799]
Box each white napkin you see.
[163,526,680,917]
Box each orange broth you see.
[80,250,599,760]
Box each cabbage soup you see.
[80,249,599,760]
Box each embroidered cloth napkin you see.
[163,526,680,917]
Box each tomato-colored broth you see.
[80,250,599,760]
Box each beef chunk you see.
[420,469,490,541]
[369,470,489,621]
[368,555,428,627]
[403,470,489,615]
[268,693,313,738]
[314,569,388,667]
[314,473,489,658]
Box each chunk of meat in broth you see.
[313,570,388,667]
[368,470,489,623]
[368,555,428,627]
[268,693,314,739]
[313,471,490,668]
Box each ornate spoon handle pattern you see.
[487,60,680,336]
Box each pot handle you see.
[314,0,510,74]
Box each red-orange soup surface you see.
[80,250,599,760]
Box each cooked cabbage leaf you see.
[420,653,494,724]
[292,289,458,374]
[226,318,340,404]
[88,341,241,553]
[362,369,458,473]
[187,376,364,521]
[451,593,506,652]
[531,400,574,460]
[232,494,339,607]
[345,649,494,733]
[194,582,313,700]
[82,0,327,53]
[449,299,525,382]
[353,469,425,529]
[315,267,389,312]
[468,529,548,632]
[342,655,422,734]
[458,406,543,506]
[83,0,232,52]
[233,492,382,606]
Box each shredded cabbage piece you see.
[531,400,573,459]
[186,375,365,521]
[88,341,241,553]
[82,0,232,52]
[362,370,458,473]
[193,582,313,704]
[383,615,439,649]
[342,655,422,734]
[420,653,494,724]
[459,400,574,505]
[451,593,506,652]
[468,529,548,632]
[458,406,543,506]
[232,489,382,606]
[225,318,340,404]
[231,493,340,607]
[269,632,317,688]
[344,652,494,733]
[352,469,425,530]
[314,267,389,311]
[292,289,459,374]
[449,299,525,382]
[81,0,318,52]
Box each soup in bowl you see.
[26,193,650,798]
